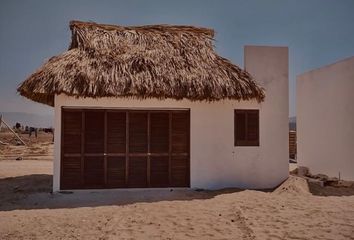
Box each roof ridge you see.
[69,20,215,37]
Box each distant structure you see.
[297,56,354,180]
[289,130,296,160]
[0,115,26,145]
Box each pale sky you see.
[1,0,354,117]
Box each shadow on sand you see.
[2,174,354,211]
[0,174,245,211]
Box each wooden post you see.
[0,114,26,146]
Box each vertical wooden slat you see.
[61,109,83,189]
[147,112,151,187]
[60,108,63,189]
[104,110,107,186]
[83,110,105,188]
[168,112,172,185]
[81,110,85,186]
[247,111,259,144]
[234,110,236,146]
[170,111,190,187]
[125,111,129,186]
[188,109,191,187]
[245,112,248,142]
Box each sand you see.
[0,132,53,160]
[1,132,354,239]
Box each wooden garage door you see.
[61,109,190,189]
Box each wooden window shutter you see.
[247,111,259,143]
[235,111,246,144]
[234,109,259,146]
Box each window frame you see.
[234,109,260,147]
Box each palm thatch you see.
[18,20,265,106]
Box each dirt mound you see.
[273,175,311,196]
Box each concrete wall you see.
[297,56,354,180]
[244,45,289,188]
[53,45,289,191]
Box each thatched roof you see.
[18,20,265,106]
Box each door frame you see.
[60,107,190,189]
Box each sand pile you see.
[272,175,311,196]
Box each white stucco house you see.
[18,21,289,191]
[297,56,354,181]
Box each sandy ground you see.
[1,133,354,239]
[0,131,53,160]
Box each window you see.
[234,109,259,146]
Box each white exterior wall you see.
[53,45,289,191]
[297,56,354,180]
[244,46,289,188]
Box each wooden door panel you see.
[170,156,189,187]
[128,157,147,187]
[84,111,105,153]
[61,110,82,189]
[62,111,82,154]
[61,156,82,189]
[150,156,169,187]
[171,112,189,153]
[129,112,148,153]
[150,112,169,153]
[84,156,104,188]
[107,156,126,188]
[62,109,189,189]
[107,112,126,153]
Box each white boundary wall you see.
[297,56,354,180]
[52,46,289,191]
